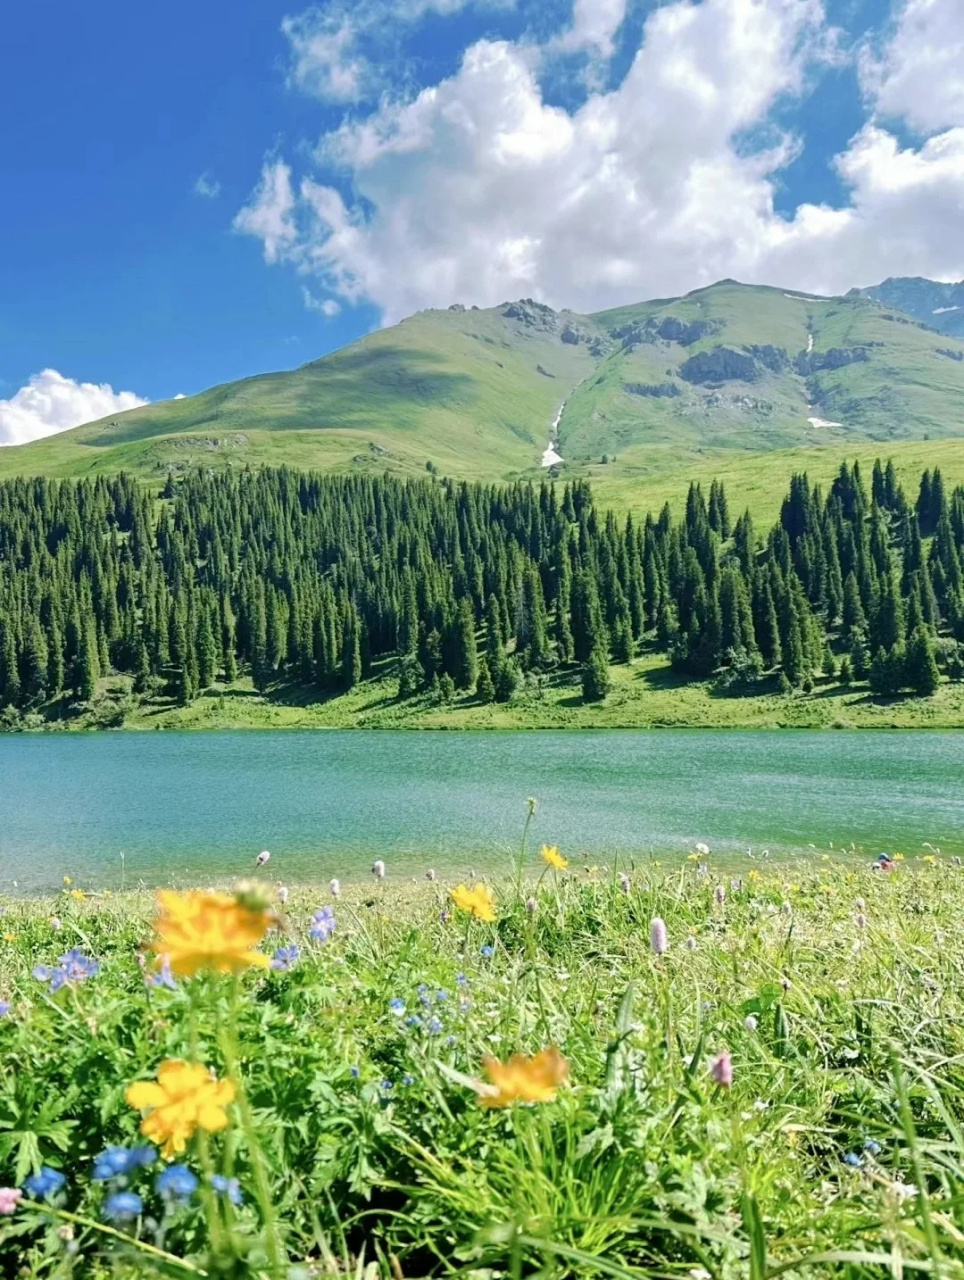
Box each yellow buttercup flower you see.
[154,889,272,977]
[747,869,762,883]
[478,1046,569,1108]
[541,845,568,871]
[126,1060,235,1158]
[62,877,71,886]
[450,883,497,923]
[922,855,936,864]
[69,889,86,901]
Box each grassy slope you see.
[62,654,964,733]
[2,282,964,492]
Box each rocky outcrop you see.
[624,381,681,398]
[679,347,759,385]
[937,347,964,362]
[608,315,723,351]
[795,346,869,375]
[746,344,791,373]
[502,299,557,331]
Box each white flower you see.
[855,897,866,910]
[685,936,698,952]
[426,869,437,881]
[255,850,270,867]
[744,1015,758,1032]
[278,886,289,905]
[372,860,386,879]
[694,842,710,856]
[49,917,62,932]
[891,1181,919,1202]
[650,917,669,956]
[329,877,341,897]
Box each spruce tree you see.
[905,625,940,696]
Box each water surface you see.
[0,730,961,891]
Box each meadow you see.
[0,825,962,1278]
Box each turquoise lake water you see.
[0,730,961,891]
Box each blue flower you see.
[146,959,177,990]
[0,1001,11,1018]
[402,1074,415,1086]
[309,906,336,943]
[103,1191,143,1221]
[842,1152,863,1168]
[33,949,98,993]
[480,945,494,959]
[156,1164,199,1201]
[270,944,300,972]
[405,1015,422,1029]
[24,1167,65,1199]
[380,1079,394,1091]
[93,1145,156,1181]
[864,1139,882,1157]
[210,1174,242,1206]
[456,973,468,987]
[349,1066,360,1078]
[427,1017,443,1035]
[388,998,406,1016]
[435,989,448,1002]
[445,1034,457,1046]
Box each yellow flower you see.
[62,877,71,886]
[893,853,905,862]
[478,1046,569,1108]
[541,845,568,871]
[126,1060,235,1158]
[687,853,700,862]
[154,890,272,977]
[2,934,15,944]
[819,884,833,895]
[69,889,86,901]
[922,855,936,864]
[450,883,497,923]
[747,869,762,883]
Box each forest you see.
[0,458,961,727]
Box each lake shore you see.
[11,652,964,733]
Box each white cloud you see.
[0,370,148,447]
[863,0,964,134]
[302,286,342,316]
[555,0,628,58]
[237,0,964,319]
[194,172,222,199]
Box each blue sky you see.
[1,0,963,443]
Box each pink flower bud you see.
[650,917,669,955]
[711,1051,733,1087]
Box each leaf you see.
[741,1192,767,1280]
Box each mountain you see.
[850,277,964,339]
[3,279,964,489]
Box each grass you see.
[30,652,964,733]
[2,838,964,1277]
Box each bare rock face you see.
[795,346,869,375]
[502,299,557,331]
[610,315,722,350]
[679,347,759,385]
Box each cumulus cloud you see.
[302,286,342,316]
[237,0,964,320]
[554,0,628,58]
[0,370,148,447]
[863,0,964,134]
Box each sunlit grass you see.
[1,841,964,1277]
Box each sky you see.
[1,0,963,444]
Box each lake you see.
[0,730,961,891]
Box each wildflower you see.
[49,917,62,932]
[711,1052,733,1087]
[210,1173,242,1205]
[104,1191,143,1222]
[525,896,538,913]
[842,1152,863,1168]
[650,917,669,956]
[439,909,451,923]
[156,1164,198,1201]
[891,1180,918,1202]
[744,1015,758,1032]
[24,1168,65,1200]
[450,883,496,923]
[93,1146,156,1181]
[58,1223,73,1242]
[63,876,71,886]
[436,988,448,1002]
[730,878,742,892]
[618,873,631,896]
[349,1066,360,1078]
[329,878,341,898]
[125,1060,236,1158]
[747,869,762,883]
[855,897,866,910]
[309,905,336,943]
[153,890,272,977]
[380,1079,393,1091]
[781,901,792,915]
[0,1189,22,1215]
[270,944,300,972]
[278,885,289,905]
[478,1046,569,1108]
[685,936,697,952]
[69,889,86,901]
[0,1002,11,1018]
[372,860,386,879]
[418,983,431,1005]
[33,949,99,993]
[406,1015,422,1029]
[923,854,936,864]
[146,958,177,990]
[426,868,437,881]
[714,885,726,906]
[427,1016,443,1034]
[456,972,468,986]
[402,1074,415,1085]
[864,1139,882,1156]
[541,845,568,870]
[389,998,406,1016]
[480,944,494,958]
[695,842,710,856]
[855,913,868,929]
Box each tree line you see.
[0,458,961,722]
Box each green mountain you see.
[3,279,964,489]
[850,276,964,340]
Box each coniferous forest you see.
[0,459,962,728]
